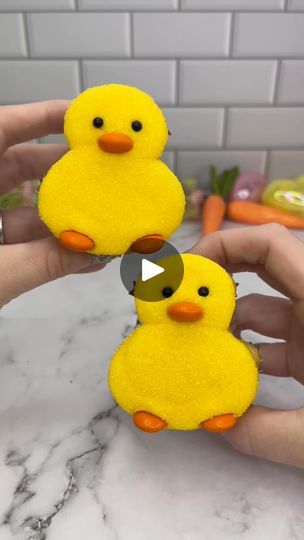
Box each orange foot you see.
[133,411,167,433]
[130,234,165,254]
[59,230,95,252]
[200,414,237,433]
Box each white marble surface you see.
[0,223,303,540]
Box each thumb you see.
[0,237,97,307]
[224,405,304,468]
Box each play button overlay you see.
[120,239,184,302]
[142,259,164,282]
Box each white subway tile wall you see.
[28,13,130,57]
[182,1,284,9]
[79,0,178,9]
[278,61,304,104]
[0,61,79,103]
[180,61,276,104]
[268,151,304,178]
[0,2,303,183]
[288,0,304,9]
[164,108,224,149]
[177,151,266,180]
[0,14,26,57]
[0,0,75,10]
[83,61,176,105]
[134,13,231,58]
[227,108,304,148]
[234,14,304,57]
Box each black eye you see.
[198,286,209,297]
[93,117,103,128]
[162,286,174,298]
[131,120,142,132]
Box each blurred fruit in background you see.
[202,165,239,235]
[227,200,304,228]
[262,175,304,218]
[182,177,205,221]
[182,165,304,230]
[0,189,23,209]
[229,171,266,203]
[0,180,38,209]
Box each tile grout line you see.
[1,9,302,13]
[273,59,282,104]
[173,58,180,174]
[228,12,235,57]
[222,108,229,148]
[0,87,304,109]
[129,12,134,58]
[78,60,84,92]
[75,1,81,83]
[168,145,304,151]
[264,150,271,178]
[175,59,180,106]
[173,151,178,175]
[222,10,234,147]
[3,56,304,62]
[22,13,31,58]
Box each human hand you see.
[191,224,304,468]
[0,101,104,308]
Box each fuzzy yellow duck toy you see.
[109,254,259,433]
[38,84,185,256]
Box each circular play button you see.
[120,239,184,302]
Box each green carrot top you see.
[209,165,239,200]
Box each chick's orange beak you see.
[167,302,203,322]
[98,133,133,153]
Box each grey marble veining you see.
[0,223,303,540]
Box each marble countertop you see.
[0,223,303,540]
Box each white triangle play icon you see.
[142,259,164,282]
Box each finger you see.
[223,262,291,297]
[232,294,292,339]
[2,207,50,243]
[224,405,304,468]
[258,343,289,377]
[0,143,67,195]
[76,262,106,274]
[0,100,69,155]
[290,299,304,385]
[259,340,304,384]
[191,224,304,301]
[0,237,101,307]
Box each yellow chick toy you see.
[109,254,259,433]
[38,84,185,256]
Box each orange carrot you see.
[227,201,304,229]
[202,165,239,235]
[202,194,226,235]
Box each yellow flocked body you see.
[38,84,185,255]
[109,254,259,432]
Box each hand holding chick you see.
[38,84,185,256]
[192,224,304,469]
[0,100,104,309]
